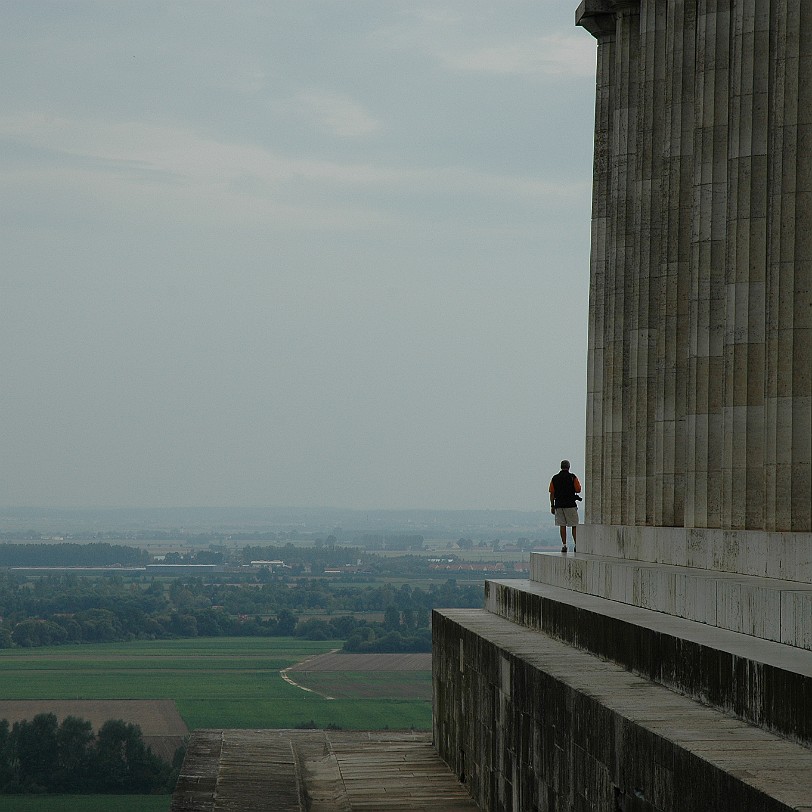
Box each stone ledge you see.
[484,579,812,747]
[433,608,812,812]
[530,551,812,648]
[576,525,812,583]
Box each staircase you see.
[432,528,812,811]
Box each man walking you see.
[549,460,581,553]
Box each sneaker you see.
[561,545,567,553]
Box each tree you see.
[12,713,58,791]
[11,620,68,648]
[94,719,170,793]
[55,716,94,791]
[384,605,400,631]
[276,609,297,636]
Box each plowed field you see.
[286,652,432,700]
[289,652,431,672]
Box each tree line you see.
[0,543,148,567]
[0,713,181,794]
[0,573,482,652]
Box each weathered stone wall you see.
[579,0,812,532]
[485,578,812,745]
[433,608,808,812]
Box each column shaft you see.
[585,25,616,525]
[655,0,695,526]
[721,0,769,529]
[686,0,730,528]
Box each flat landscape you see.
[0,638,433,732]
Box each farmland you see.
[0,637,433,732]
[0,639,433,811]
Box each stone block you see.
[574,525,812,583]
[675,569,718,624]
[716,578,783,642]
[780,589,812,648]
[529,548,812,649]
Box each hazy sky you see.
[1,2,596,511]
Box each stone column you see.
[632,0,667,525]
[578,1,642,526]
[607,2,641,526]
[654,0,695,527]
[685,0,730,529]
[721,0,769,529]
[765,0,812,531]
[579,1,617,526]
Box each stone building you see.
[433,2,812,810]
[581,0,812,536]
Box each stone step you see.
[433,607,812,812]
[577,524,812,583]
[484,578,812,747]
[529,550,812,649]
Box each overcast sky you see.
[1,1,596,511]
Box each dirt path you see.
[279,648,340,699]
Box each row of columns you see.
[577,0,812,531]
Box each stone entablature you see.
[577,0,812,533]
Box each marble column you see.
[684,0,730,529]
[654,0,695,527]
[578,1,641,526]
[632,0,667,525]
[765,0,812,531]
[580,2,617,526]
[721,0,769,529]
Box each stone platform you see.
[432,528,812,811]
[171,729,478,811]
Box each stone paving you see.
[171,729,479,811]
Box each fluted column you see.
[721,0,769,529]
[607,4,641,525]
[581,3,617,525]
[765,0,812,531]
[654,0,695,526]
[686,0,730,529]
[632,0,667,525]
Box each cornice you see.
[576,0,640,39]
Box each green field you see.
[0,638,432,731]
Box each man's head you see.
[560,460,570,470]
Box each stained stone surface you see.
[578,0,812,533]
[171,730,478,811]
[529,549,812,648]
[433,607,812,812]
